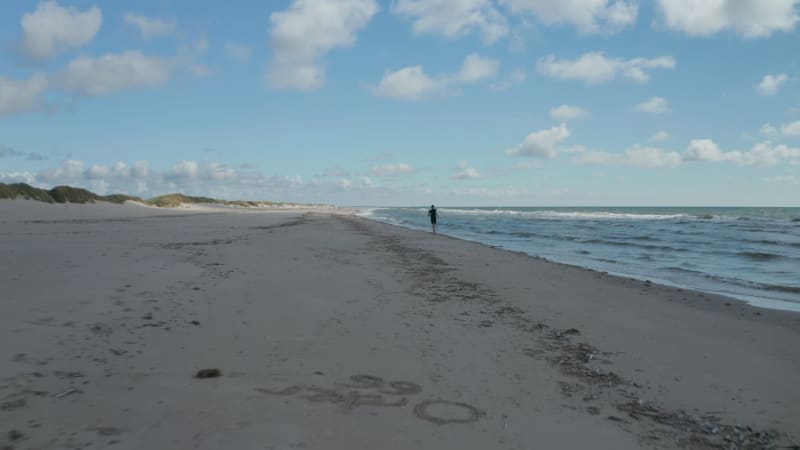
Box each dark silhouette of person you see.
[428,205,438,234]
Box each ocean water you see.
[358,207,800,312]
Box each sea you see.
[358,207,800,312]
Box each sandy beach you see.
[1,200,798,450]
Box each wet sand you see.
[1,200,799,449]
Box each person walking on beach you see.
[428,204,438,235]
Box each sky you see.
[0,0,799,206]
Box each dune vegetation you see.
[0,183,302,208]
[0,183,142,204]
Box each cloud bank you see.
[537,52,676,84]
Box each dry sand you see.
[1,200,798,449]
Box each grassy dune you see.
[0,183,308,208]
[0,183,142,204]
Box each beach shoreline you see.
[362,214,800,323]
[1,201,798,449]
[361,210,800,318]
[358,206,800,313]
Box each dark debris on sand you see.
[194,368,221,379]
[618,400,791,449]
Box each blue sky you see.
[0,0,799,206]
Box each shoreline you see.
[357,210,800,314]
[357,213,800,331]
[1,201,798,449]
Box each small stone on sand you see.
[195,368,222,379]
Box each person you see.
[427,204,438,234]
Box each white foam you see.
[439,208,689,221]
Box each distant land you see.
[0,182,328,208]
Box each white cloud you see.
[550,105,588,121]
[131,161,150,179]
[370,163,415,176]
[757,73,789,96]
[537,52,675,84]
[737,141,800,166]
[757,121,800,140]
[205,162,236,181]
[635,96,670,114]
[18,1,102,61]
[86,161,141,182]
[500,0,638,33]
[506,123,570,158]
[656,0,799,38]
[392,0,509,43]
[0,74,48,117]
[333,175,375,189]
[490,67,526,91]
[31,160,191,196]
[38,159,85,181]
[760,123,779,139]
[166,160,236,184]
[781,120,800,137]
[454,161,482,179]
[454,53,500,82]
[373,66,443,100]
[224,42,252,63]
[569,136,800,168]
[268,0,379,91]
[684,139,727,162]
[86,164,111,180]
[374,53,499,100]
[123,13,175,39]
[170,160,199,180]
[649,130,670,143]
[574,145,682,167]
[56,51,173,96]
[683,139,800,166]
[623,145,682,167]
[21,159,422,203]
[0,171,37,184]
